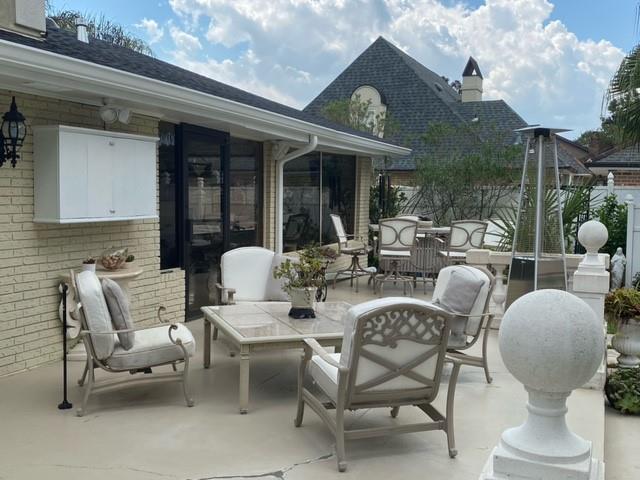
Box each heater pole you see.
[58,282,72,410]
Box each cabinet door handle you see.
[109,140,115,146]
[109,209,116,214]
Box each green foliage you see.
[491,181,595,253]
[594,194,627,257]
[606,367,640,414]
[605,288,640,324]
[47,7,153,55]
[410,122,521,225]
[320,95,399,138]
[604,43,640,146]
[272,245,325,293]
[369,181,407,225]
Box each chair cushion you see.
[379,249,412,257]
[222,247,274,301]
[75,271,115,360]
[309,353,340,402]
[265,253,296,301]
[105,323,196,370]
[434,266,487,348]
[102,278,135,350]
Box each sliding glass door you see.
[170,125,263,318]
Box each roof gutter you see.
[274,135,318,253]
[0,38,410,157]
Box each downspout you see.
[275,135,318,253]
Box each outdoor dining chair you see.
[295,297,460,472]
[330,213,375,292]
[437,220,488,266]
[374,217,418,296]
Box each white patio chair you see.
[431,265,496,383]
[437,220,488,265]
[71,270,195,416]
[295,297,460,472]
[374,217,418,296]
[330,214,375,292]
[211,247,296,357]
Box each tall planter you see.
[288,287,316,319]
[612,319,640,368]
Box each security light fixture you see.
[0,96,27,168]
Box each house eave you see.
[0,38,410,158]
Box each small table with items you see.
[201,301,351,413]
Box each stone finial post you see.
[607,172,614,195]
[480,290,605,480]
[572,220,609,390]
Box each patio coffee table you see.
[201,301,351,414]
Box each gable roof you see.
[304,36,528,171]
[0,25,406,153]
[588,144,640,168]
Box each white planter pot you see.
[612,319,640,368]
[81,263,96,272]
[289,287,315,310]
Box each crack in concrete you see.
[257,372,281,389]
[195,451,334,480]
[42,463,177,478]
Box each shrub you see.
[595,194,627,257]
[606,368,640,414]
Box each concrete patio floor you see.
[0,280,636,480]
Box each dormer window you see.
[351,85,387,137]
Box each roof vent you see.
[75,17,89,43]
[434,83,443,92]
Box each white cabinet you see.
[33,125,158,223]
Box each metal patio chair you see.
[71,270,195,416]
[437,220,488,266]
[431,265,496,383]
[330,214,375,292]
[295,298,460,472]
[374,217,418,296]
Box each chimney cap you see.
[462,56,483,79]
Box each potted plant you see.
[605,367,640,414]
[125,254,135,267]
[82,257,96,272]
[273,245,325,319]
[605,288,640,368]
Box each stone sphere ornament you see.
[481,289,605,480]
[499,289,604,393]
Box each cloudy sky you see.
[51,0,636,138]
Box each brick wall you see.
[0,90,185,377]
[605,170,640,187]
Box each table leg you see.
[204,320,211,369]
[239,345,250,414]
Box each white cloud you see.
[164,0,625,136]
[170,25,202,52]
[135,18,164,44]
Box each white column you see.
[625,194,635,286]
[480,290,604,480]
[572,221,609,390]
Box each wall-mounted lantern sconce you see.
[0,96,27,168]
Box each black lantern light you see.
[0,96,27,168]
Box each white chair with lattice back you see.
[330,214,375,292]
[374,217,418,296]
[295,297,460,472]
[437,220,488,265]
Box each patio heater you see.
[506,126,569,308]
